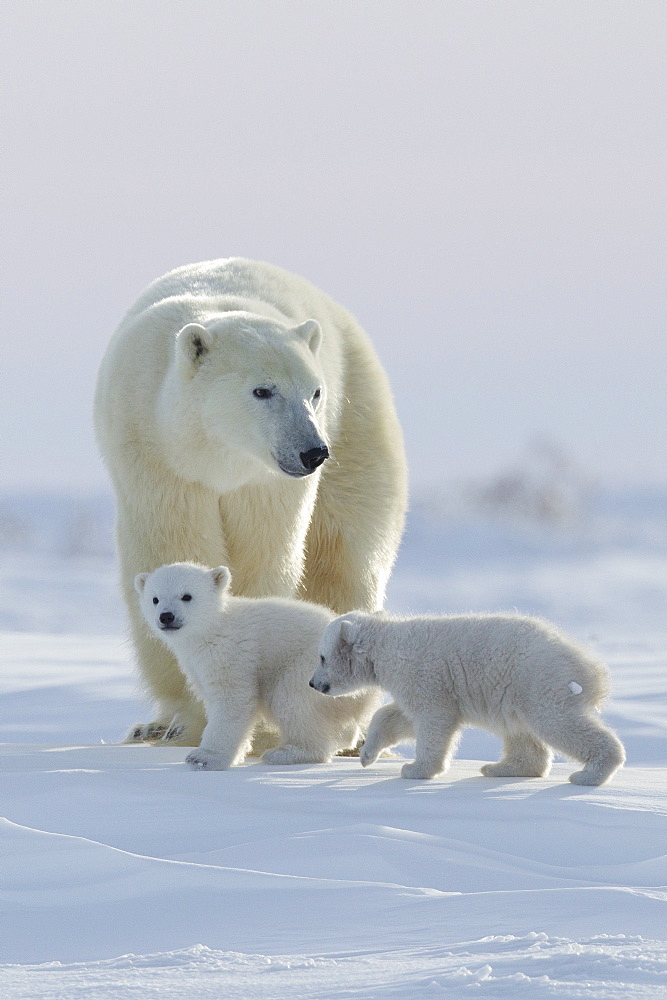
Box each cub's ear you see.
[134,572,149,594]
[339,619,360,646]
[210,566,232,591]
[294,319,322,355]
[176,323,215,366]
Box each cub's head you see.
[310,612,376,695]
[134,563,232,642]
[172,314,330,484]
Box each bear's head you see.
[310,612,377,695]
[166,314,330,487]
[135,562,232,643]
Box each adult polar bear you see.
[95,258,407,745]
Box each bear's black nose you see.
[159,611,175,625]
[300,445,329,471]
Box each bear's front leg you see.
[123,693,206,746]
[125,701,206,746]
[116,476,229,748]
[122,613,208,746]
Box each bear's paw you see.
[124,722,167,743]
[185,749,230,771]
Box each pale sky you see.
[1,0,665,492]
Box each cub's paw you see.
[482,762,516,777]
[481,762,546,778]
[124,722,167,744]
[185,749,229,771]
[261,745,328,765]
[569,768,604,786]
[401,761,439,780]
[359,742,380,767]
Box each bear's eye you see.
[181,594,192,602]
[152,597,159,605]
[313,388,321,401]
[253,386,273,400]
[320,654,325,664]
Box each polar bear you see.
[94,258,407,746]
[135,562,381,769]
[310,611,626,785]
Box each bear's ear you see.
[176,323,215,367]
[210,566,232,592]
[134,572,149,594]
[339,619,360,646]
[294,319,322,355]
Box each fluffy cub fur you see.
[310,611,625,785]
[136,563,380,770]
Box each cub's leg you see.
[401,709,462,780]
[185,700,257,771]
[534,714,625,786]
[261,744,332,765]
[261,690,347,765]
[481,732,553,778]
[360,702,414,766]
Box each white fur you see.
[135,563,381,770]
[311,611,626,786]
[95,258,407,746]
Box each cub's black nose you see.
[159,611,175,625]
[300,445,329,471]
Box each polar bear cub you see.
[310,611,625,785]
[135,563,380,770]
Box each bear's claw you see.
[164,724,186,742]
[125,723,167,743]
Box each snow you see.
[1,488,666,998]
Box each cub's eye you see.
[181,594,192,602]
[152,597,159,605]
[320,654,325,664]
[253,386,273,400]
[313,388,321,401]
